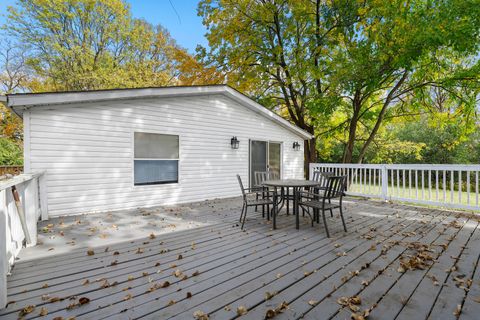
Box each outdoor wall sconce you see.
[231,136,240,149]
[293,141,301,151]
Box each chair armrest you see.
[298,190,323,199]
[244,186,267,192]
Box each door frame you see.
[249,139,283,187]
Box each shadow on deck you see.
[1,197,479,320]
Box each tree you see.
[199,0,480,167]
[5,0,217,91]
[0,39,28,142]
[0,137,23,166]
[198,0,357,173]
[0,39,31,93]
[328,1,480,163]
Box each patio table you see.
[263,179,320,230]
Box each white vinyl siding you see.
[27,94,305,216]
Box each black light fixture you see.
[231,136,240,149]
[293,141,301,151]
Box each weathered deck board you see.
[0,198,479,320]
[244,207,441,320]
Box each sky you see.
[0,0,208,53]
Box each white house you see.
[5,85,312,217]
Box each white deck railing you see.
[310,163,480,211]
[0,172,48,308]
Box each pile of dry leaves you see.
[397,242,435,273]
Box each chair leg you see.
[255,193,258,212]
[322,210,330,238]
[340,204,347,232]
[241,205,248,230]
[329,208,333,217]
[239,202,245,223]
[267,204,270,221]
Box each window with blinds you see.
[134,132,179,185]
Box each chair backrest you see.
[324,175,347,200]
[313,171,335,188]
[237,174,247,199]
[268,170,280,180]
[254,171,268,187]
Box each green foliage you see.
[0,137,23,165]
[199,0,480,163]
[5,0,218,91]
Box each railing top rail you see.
[310,163,480,170]
[0,171,45,191]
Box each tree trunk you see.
[343,89,363,163]
[304,135,317,179]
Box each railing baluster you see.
[475,171,478,207]
[436,170,439,201]
[467,171,470,205]
[451,170,454,203]
[415,170,418,199]
[421,170,425,200]
[396,169,400,198]
[391,169,394,198]
[476,170,479,206]
[459,170,462,204]
[443,170,446,203]
[368,168,372,194]
[408,169,412,198]
[428,170,431,200]
[364,168,367,194]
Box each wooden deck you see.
[1,197,480,320]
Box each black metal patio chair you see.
[237,174,277,230]
[297,175,347,238]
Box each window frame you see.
[132,131,181,187]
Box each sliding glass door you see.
[249,140,282,187]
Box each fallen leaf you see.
[178,254,183,260]
[149,233,156,239]
[167,300,176,306]
[193,310,209,320]
[79,297,90,305]
[186,292,193,298]
[192,270,200,277]
[265,291,276,300]
[82,279,90,286]
[265,309,276,319]
[87,249,94,256]
[39,306,48,316]
[174,269,183,277]
[237,306,248,315]
[160,281,170,288]
[123,294,132,301]
[308,300,318,306]
[19,305,35,316]
[453,304,462,316]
